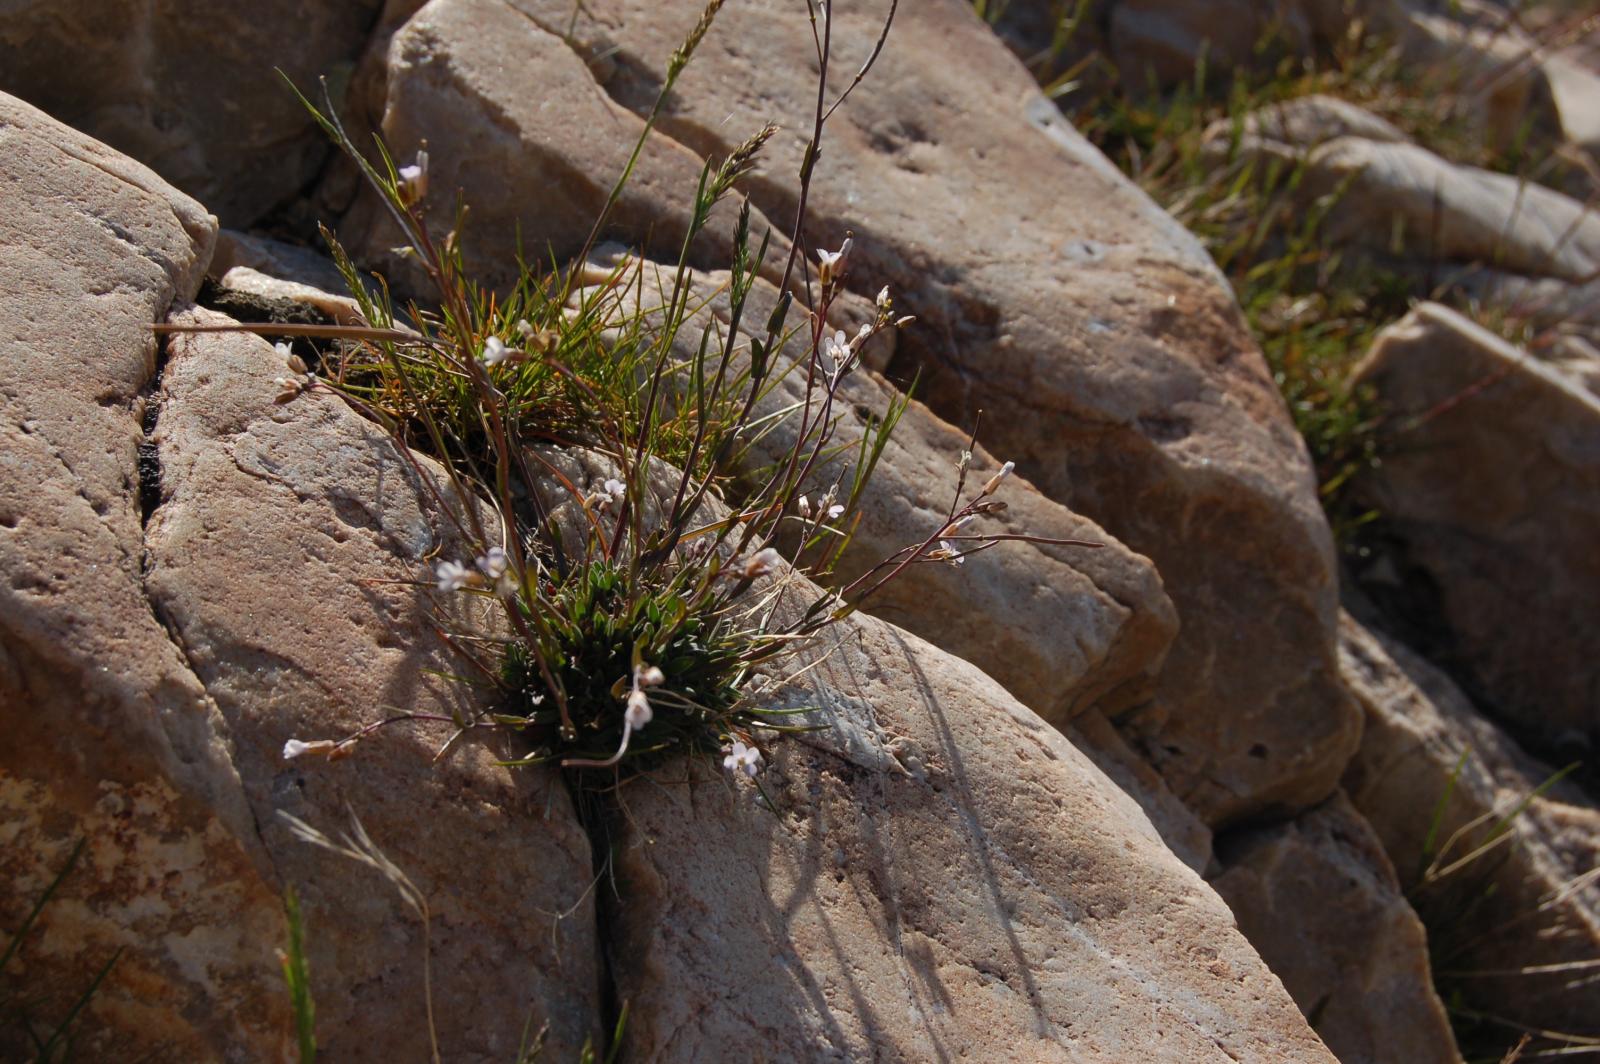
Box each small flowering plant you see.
[249,0,1089,793]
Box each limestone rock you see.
[1228,103,1600,285]
[373,0,1359,828]
[334,0,784,298]
[1349,303,1600,757]
[1212,792,1461,1064]
[1340,614,1600,1037]
[150,311,603,1060]
[0,1,383,226]
[605,608,1337,1062]
[0,93,600,1056]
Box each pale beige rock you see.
[216,265,366,326]
[1066,708,1214,873]
[1208,94,1408,150]
[1340,614,1600,1037]
[335,0,785,298]
[362,0,1360,828]
[1212,791,1461,1064]
[0,89,265,1062]
[606,607,1337,1062]
[1232,107,1600,285]
[211,229,363,307]
[1350,303,1600,755]
[0,1,383,226]
[0,92,602,1056]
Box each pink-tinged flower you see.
[798,494,812,518]
[637,664,665,688]
[723,740,764,778]
[827,502,846,520]
[435,559,472,592]
[603,478,626,502]
[938,538,965,566]
[397,150,429,202]
[981,460,1015,497]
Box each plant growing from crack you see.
[161,2,1095,794]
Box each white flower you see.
[981,460,1015,497]
[816,236,852,285]
[283,738,338,760]
[435,559,472,592]
[798,494,811,518]
[876,285,891,308]
[275,341,294,362]
[603,477,626,501]
[480,335,511,366]
[397,150,429,202]
[514,318,535,338]
[939,538,965,565]
[947,513,976,533]
[855,323,872,345]
[741,547,784,580]
[827,502,845,520]
[624,687,653,730]
[476,547,516,596]
[723,740,764,778]
[637,664,665,688]
[822,329,849,371]
[477,546,509,579]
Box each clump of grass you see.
[1408,753,1599,1063]
[150,0,1095,797]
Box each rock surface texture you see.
[606,608,1336,1062]
[1350,303,1600,758]
[0,1,383,227]
[1340,613,1600,1038]
[1212,791,1461,1064]
[0,95,599,1059]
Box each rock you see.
[214,265,366,326]
[149,311,604,1060]
[0,1,383,227]
[1066,708,1214,872]
[1349,303,1600,757]
[1339,614,1600,1038]
[604,608,1337,1062]
[1209,94,1408,150]
[385,0,1359,829]
[1546,52,1600,155]
[0,95,601,1056]
[1228,102,1600,285]
[1108,0,1320,88]
[332,0,784,298]
[211,229,363,307]
[1211,792,1461,1064]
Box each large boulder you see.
[0,1,383,227]
[1340,613,1600,1038]
[604,606,1337,1062]
[0,93,599,1058]
[1349,303,1600,758]
[345,0,1359,830]
[1211,792,1461,1064]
